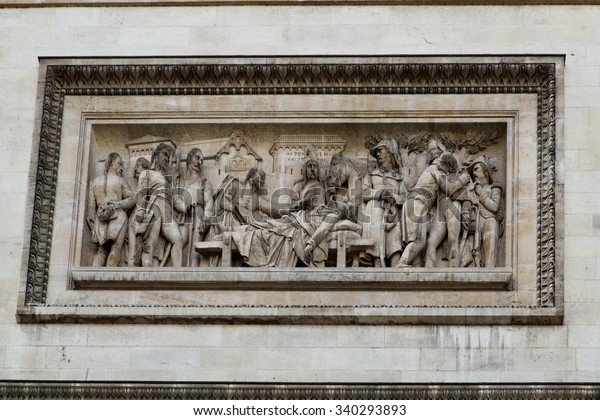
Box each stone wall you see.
[1,4,599,383]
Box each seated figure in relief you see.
[397,151,471,267]
[227,157,360,268]
[86,152,135,267]
[360,138,407,267]
[202,167,270,267]
[132,143,186,267]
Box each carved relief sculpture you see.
[85,131,505,271]
[20,57,561,325]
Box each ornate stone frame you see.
[17,56,563,324]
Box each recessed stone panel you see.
[17,56,563,324]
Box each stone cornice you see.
[1,382,600,399]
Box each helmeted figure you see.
[464,155,503,268]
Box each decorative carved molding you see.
[1,382,598,400]
[25,57,558,312]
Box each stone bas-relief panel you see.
[80,123,508,273]
[17,56,563,324]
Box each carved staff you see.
[473,205,481,268]
[188,204,196,266]
[380,207,388,268]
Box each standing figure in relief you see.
[397,152,471,267]
[360,138,407,267]
[424,139,473,268]
[177,147,214,267]
[126,157,150,267]
[134,143,185,267]
[465,155,503,268]
[86,152,135,267]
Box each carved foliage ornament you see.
[26,59,556,308]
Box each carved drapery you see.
[26,58,557,308]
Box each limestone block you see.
[566,280,600,303]
[118,27,191,47]
[564,257,596,280]
[73,27,120,46]
[56,8,101,27]
[221,326,269,348]
[564,303,600,324]
[564,214,592,237]
[568,325,600,348]
[576,348,600,371]
[100,7,216,27]
[456,348,514,371]
[199,347,258,370]
[45,345,132,369]
[564,150,579,171]
[578,150,600,171]
[215,6,292,27]
[589,108,600,129]
[129,347,201,369]
[144,325,222,347]
[87,325,145,347]
[420,348,457,371]
[565,236,600,258]
[268,326,338,348]
[0,368,59,380]
[565,171,600,193]
[566,66,600,88]
[330,6,389,25]
[27,325,89,346]
[337,326,384,348]
[5,345,46,369]
[310,348,420,371]
[257,348,311,371]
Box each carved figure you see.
[424,138,473,268]
[232,178,359,268]
[397,152,471,267]
[133,143,185,267]
[178,148,214,267]
[360,138,407,267]
[126,157,150,267]
[326,151,368,222]
[210,167,268,233]
[464,155,503,268]
[86,152,135,267]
